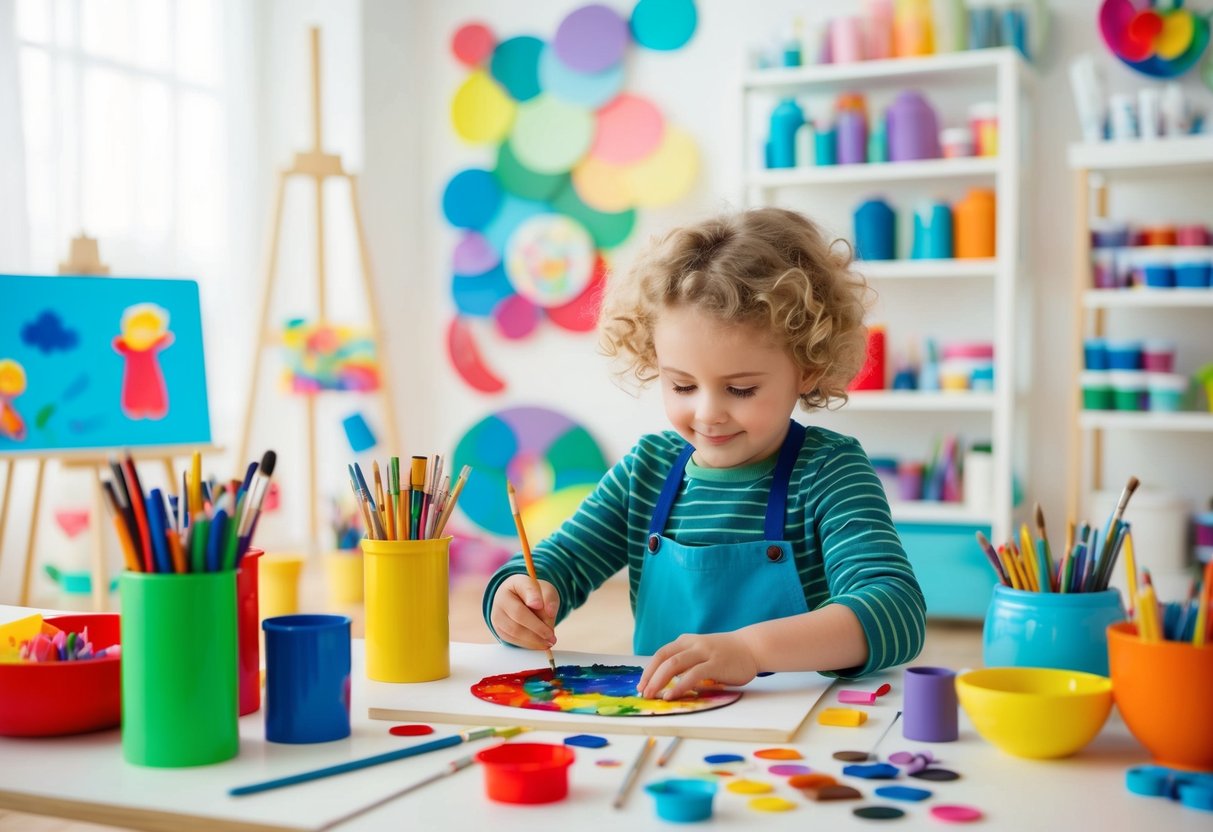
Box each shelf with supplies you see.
[742,47,1032,619]
[1079,411,1213,433]
[1082,289,1213,309]
[1066,135,1213,175]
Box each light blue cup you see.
[645,779,717,823]
[983,585,1124,677]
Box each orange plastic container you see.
[953,189,996,259]
[0,613,121,737]
[476,743,575,804]
[1107,621,1213,772]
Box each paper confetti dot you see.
[754,748,803,760]
[389,724,434,737]
[843,763,901,780]
[596,759,622,767]
[911,768,961,782]
[451,22,495,67]
[768,764,812,777]
[564,733,608,748]
[875,683,892,696]
[749,797,797,813]
[931,805,984,823]
[726,779,774,795]
[704,753,746,765]
[854,805,906,820]
[833,750,871,762]
[805,784,863,801]
[875,785,933,802]
[788,773,837,789]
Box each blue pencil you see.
[146,489,172,574]
[206,508,227,572]
[228,727,518,797]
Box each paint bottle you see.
[887,91,942,161]
[968,102,999,156]
[893,0,934,57]
[795,122,816,167]
[863,0,894,60]
[830,16,865,63]
[783,19,803,67]
[854,198,897,261]
[767,98,805,169]
[912,201,954,259]
[868,114,889,163]
[968,0,997,49]
[953,189,996,259]
[1000,3,1029,59]
[815,120,838,166]
[836,110,868,165]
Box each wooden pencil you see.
[506,481,556,675]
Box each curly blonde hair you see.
[599,207,871,409]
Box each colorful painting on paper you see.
[0,275,210,454]
[280,319,380,394]
[471,664,741,716]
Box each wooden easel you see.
[236,27,401,552]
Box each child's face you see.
[653,305,812,469]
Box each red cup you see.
[476,743,575,804]
[237,548,263,715]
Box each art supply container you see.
[1108,622,1213,771]
[1148,373,1188,412]
[120,570,237,767]
[1090,218,1131,249]
[1091,249,1116,289]
[963,444,994,515]
[1194,512,1213,550]
[1092,490,1190,585]
[263,614,351,744]
[868,115,889,163]
[1104,339,1142,370]
[940,126,973,158]
[1083,338,1109,370]
[953,188,995,258]
[325,549,364,606]
[1177,225,1211,246]
[1140,225,1178,246]
[1173,248,1213,287]
[968,102,999,156]
[258,552,305,620]
[236,548,263,716]
[983,585,1124,677]
[476,742,575,804]
[911,201,953,259]
[854,198,897,260]
[870,456,900,501]
[646,779,718,823]
[1109,371,1147,411]
[1141,260,1175,289]
[766,98,804,169]
[362,536,450,682]
[897,460,924,501]
[836,110,868,165]
[1141,340,1177,373]
[1080,371,1114,410]
[902,666,958,742]
[886,91,941,161]
[830,16,864,63]
[849,326,886,390]
[815,123,837,165]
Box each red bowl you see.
[0,613,121,737]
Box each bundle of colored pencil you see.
[101,449,277,574]
[346,455,470,541]
[975,477,1140,594]
[1132,559,1213,646]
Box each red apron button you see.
[767,545,783,562]
[648,535,660,553]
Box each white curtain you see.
[0,0,29,268]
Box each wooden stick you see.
[612,736,656,809]
[507,481,556,674]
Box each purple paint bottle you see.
[836,110,868,165]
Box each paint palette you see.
[470,664,742,716]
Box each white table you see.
[0,605,1202,831]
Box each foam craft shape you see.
[538,44,625,110]
[1099,0,1210,78]
[817,707,868,727]
[452,22,495,67]
[451,71,515,144]
[53,509,90,538]
[452,232,501,277]
[445,317,505,394]
[768,764,812,776]
[572,156,634,212]
[341,412,377,453]
[442,168,502,230]
[838,689,878,704]
[591,94,665,165]
[483,194,547,253]
[504,214,596,307]
[509,95,596,175]
[631,0,698,51]
[749,797,797,812]
[490,35,544,102]
[624,126,699,206]
[726,780,773,794]
[494,140,568,202]
[451,265,514,318]
[555,4,629,73]
[492,294,541,340]
[545,257,606,333]
[551,184,635,249]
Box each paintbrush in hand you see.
[506,481,557,676]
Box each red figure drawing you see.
[113,304,174,421]
[0,359,27,441]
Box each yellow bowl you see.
[956,667,1113,759]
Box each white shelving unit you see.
[1069,139,1213,527]
[742,48,1032,618]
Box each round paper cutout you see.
[572,156,634,213]
[451,264,515,318]
[539,44,625,109]
[452,22,495,67]
[508,94,595,175]
[554,4,629,73]
[490,35,544,102]
[552,182,635,249]
[494,140,568,202]
[591,94,664,165]
[441,168,502,230]
[493,293,541,340]
[505,214,596,307]
[452,231,501,277]
[451,71,515,144]
[547,255,606,333]
[630,0,698,51]
[624,126,698,206]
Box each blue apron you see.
[632,420,810,655]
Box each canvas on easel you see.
[236,26,401,551]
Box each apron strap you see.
[648,421,807,541]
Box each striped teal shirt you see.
[482,426,926,678]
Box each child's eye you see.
[672,383,697,394]
[728,386,757,398]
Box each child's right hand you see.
[489,574,561,650]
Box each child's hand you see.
[489,574,560,650]
[637,632,759,700]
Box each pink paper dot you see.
[931,805,984,823]
[768,764,812,776]
[452,23,495,67]
[590,94,663,165]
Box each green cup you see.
[120,570,238,767]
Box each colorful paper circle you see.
[522,483,596,541]
[452,232,501,277]
[442,168,502,230]
[555,4,629,73]
[451,406,608,537]
[726,780,774,795]
[452,22,495,67]
[749,797,796,812]
[552,182,635,249]
[1099,0,1209,78]
[768,764,812,776]
[546,256,606,333]
[539,44,626,110]
[451,264,514,318]
[493,293,541,340]
[483,194,548,254]
[505,214,596,307]
[446,317,505,394]
[591,94,664,164]
[508,95,595,175]
[451,71,515,144]
[630,0,698,51]
[624,126,698,207]
[494,140,568,202]
[572,156,633,213]
[930,805,984,823]
[490,35,545,102]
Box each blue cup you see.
[645,779,717,822]
[854,198,896,261]
[983,585,1124,676]
[1083,338,1108,371]
[1105,340,1142,370]
[1175,263,1212,288]
[912,201,954,259]
[264,614,352,744]
[1142,263,1175,288]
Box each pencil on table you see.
[506,481,556,675]
[656,736,682,767]
[612,737,656,809]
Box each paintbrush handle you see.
[612,736,656,809]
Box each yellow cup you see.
[362,537,450,682]
[325,550,364,607]
[258,553,305,621]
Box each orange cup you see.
[954,189,996,259]
[1107,621,1213,772]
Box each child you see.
[483,208,926,699]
